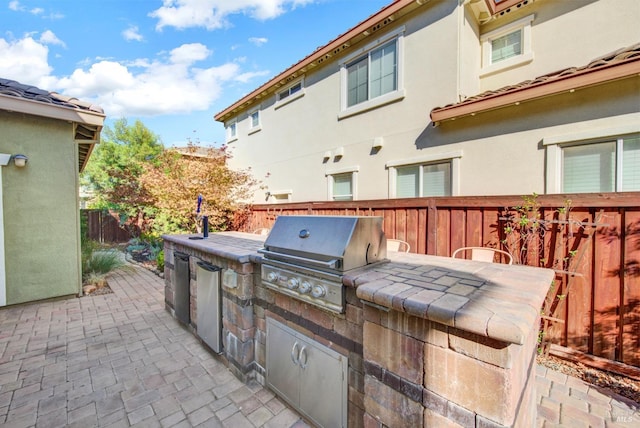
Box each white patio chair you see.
[387,239,410,253]
[452,247,513,264]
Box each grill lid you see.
[260,215,386,272]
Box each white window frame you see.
[480,14,534,77]
[248,108,261,135]
[226,120,237,143]
[275,78,305,109]
[326,166,359,201]
[339,27,405,120]
[543,124,640,193]
[386,151,462,198]
[267,189,292,204]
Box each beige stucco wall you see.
[225,0,640,204]
[0,110,81,305]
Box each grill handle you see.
[258,249,339,270]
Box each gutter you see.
[0,93,106,127]
[430,51,640,125]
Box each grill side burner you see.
[259,215,387,313]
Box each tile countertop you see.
[162,232,266,263]
[163,233,554,346]
[344,252,555,346]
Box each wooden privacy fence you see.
[242,192,640,369]
[82,209,132,243]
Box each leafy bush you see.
[84,249,127,279]
[156,250,164,272]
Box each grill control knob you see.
[299,281,312,294]
[311,285,326,298]
[287,278,299,290]
[267,272,279,282]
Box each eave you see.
[214,0,427,123]
[430,45,640,125]
[0,93,105,172]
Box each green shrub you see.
[83,249,127,280]
[156,250,165,272]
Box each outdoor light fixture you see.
[12,154,28,168]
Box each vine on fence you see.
[500,193,604,354]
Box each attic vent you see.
[499,0,529,16]
[332,43,350,56]
[363,15,395,36]
[317,53,332,64]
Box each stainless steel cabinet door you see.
[266,318,300,408]
[266,318,347,428]
[299,339,347,428]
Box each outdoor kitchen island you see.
[162,220,554,428]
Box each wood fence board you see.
[437,209,450,257]
[466,209,483,248]
[418,208,428,254]
[407,209,419,253]
[592,210,622,360]
[482,209,497,249]
[396,209,407,241]
[622,209,640,366]
[565,210,593,354]
[450,209,466,256]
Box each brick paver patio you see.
[0,263,636,427]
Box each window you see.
[347,40,397,107]
[267,189,292,204]
[562,135,640,193]
[278,81,302,101]
[491,29,522,63]
[226,121,237,142]
[481,14,534,76]
[387,151,462,198]
[276,79,305,109]
[248,109,261,134]
[396,162,452,198]
[339,28,405,118]
[332,174,353,201]
[326,167,359,201]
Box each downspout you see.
[0,154,10,306]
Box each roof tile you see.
[0,78,104,114]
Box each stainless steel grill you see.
[259,215,387,313]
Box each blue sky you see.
[0,0,390,147]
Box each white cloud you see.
[150,0,315,31]
[8,1,45,15]
[122,25,144,42]
[169,43,211,64]
[0,34,269,118]
[235,70,270,84]
[248,37,268,47]
[8,1,23,12]
[39,30,66,47]
[0,36,52,85]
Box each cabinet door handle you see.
[299,346,307,370]
[291,341,300,365]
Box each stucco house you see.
[0,78,104,305]
[214,0,640,204]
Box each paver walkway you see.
[0,263,637,427]
[0,265,307,428]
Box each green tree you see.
[83,119,258,238]
[82,118,164,233]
